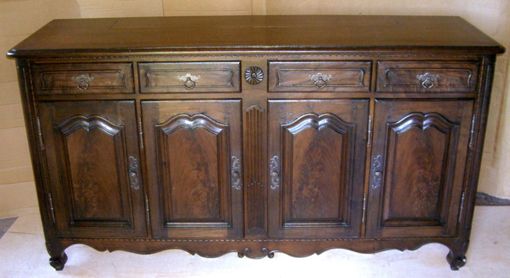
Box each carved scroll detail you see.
[57,115,122,136]
[156,113,227,135]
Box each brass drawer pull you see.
[416,72,439,89]
[178,73,200,89]
[309,72,332,88]
[72,73,95,90]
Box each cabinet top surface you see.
[7,15,505,57]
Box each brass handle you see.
[178,73,200,89]
[72,73,95,90]
[416,72,439,89]
[371,154,383,189]
[231,156,242,191]
[269,155,280,190]
[309,73,332,88]
[128,156,140,190]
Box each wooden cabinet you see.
[267,99,368,238]
[37,101,145,238]
[142,100,243,239]
[366,100,474,238]
[8,15,504,271]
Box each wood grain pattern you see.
[57,115,128,223]
[244,105,267,237]
[32,63,134,94]
[138,62,240,93]
[37,101,145,238]
[142,100,242,239]
[377,61,479,93]
[382,112,459,226]
[282,113,353,223]
[7,16,504,56]
[156,114,228,224]
[268,61,371,92]
[268,99,368,238]
[366,100,473,238]
[7,15,504,271]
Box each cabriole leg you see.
[49,252,68,271]
[446,249,467,270]
[46,241,68,271]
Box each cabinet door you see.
[38,101,145,238]
[143,100,242,239]
[268,99,368,238]
[366,100,474,238]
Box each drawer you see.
[138,62,241,93]
[268,61,371,92]
[377,61,479,93]
[32,63,134,94]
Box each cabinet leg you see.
[446,250,467,271]
[49,252,68,271]
[46,241,68,271]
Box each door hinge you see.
[144,193,150,227]
[36,116,45,150]
[468,115,476,150]
[47,192,56,224]
[138,118,144,150]
[458,191,466,224]
[361,196,367,224]
[367,115,373,146]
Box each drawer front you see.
[33,63,134,94]
[377,61,479,93]
[268,61,371,92]
[139,62,241,93]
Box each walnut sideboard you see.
[7,15,505,271]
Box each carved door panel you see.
[268,99,368,238]
[366,100,474,238]
[38,101,145,238]
[142,100,242,239]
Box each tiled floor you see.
[0,207,508,278]
[0,217,17,239]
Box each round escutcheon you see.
[244,66,264,85]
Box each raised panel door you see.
[366,100,474,238]
[38,101,145,238]
[268,99,368,238]
[142,100,242,239]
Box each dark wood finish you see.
[32,63,134,94]
[366,100,473,238]
[268,61,371,92]
[138,62,240,93]
[7,15,505,271]
[243,105,267,237]
[376,61,479,93]
[37,101,146,238]
[142,100,243,239]
[268,99,368,238]
[6,16,504,56]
